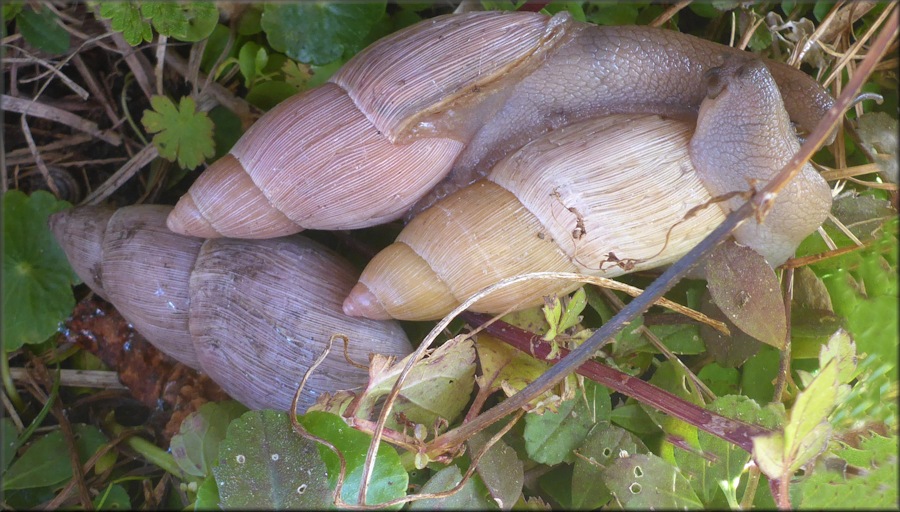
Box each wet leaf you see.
[706,240,786,348]
[3,190,77,350]
[605,453,702,509]
[214,410,330,509]
[524,380,610,465]
[299,411,407,507]
[170,401,248,478]
[141,2,218,42]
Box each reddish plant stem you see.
[461,312,771,453]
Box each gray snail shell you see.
[50,205,412,411]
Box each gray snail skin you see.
[51,205,412,411]
[166,11,833,239]
[343,58,832,321]
[689,58,833,267]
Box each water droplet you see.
[271,453,280,461]
[297,484,307,494]
[236,454,246,464]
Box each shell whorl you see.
[53,205,413,411]
[344,114,728,321]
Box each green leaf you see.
[355,336,475,432]
[194,475,221,510]
[605,453,703,509]
[299,411,407,507]
[93,483,131,510]
[169,401,248,478]
[2,424,107,490]
[245,81,298,110]
[208,106,244,161]
[238,41,266,87]
[2,418,18,473]
[98,2,152,46]
[261,3,387,66]
[17,7,69,55]
[141,95,215,169]
[468,429,523,509]
[3,190,77,350]
[213,410,331,509]
[524,380,610,464]
[572,422,649,509]
[141,2,218,42]
[408,465,494,510]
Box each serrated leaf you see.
[572,422,649,509]
[141,2,218,42]
[299,411,407,507]
[3,190,77,350]
[559,287,587,332]
[141,96,215,169]
[605,453,703,509]
[170,401,248,478]
[2,424,107,490]
[213,410,330,509]
[261,3,386,66]
[468,429,523,510]
[98,3,152,45]
[524,380,610,465]
[706,240,786,348]
[17,7,69,55]
[408,465,494,510]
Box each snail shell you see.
[343,58,832,321]
[50,205,412,411]
[166,10,832,239]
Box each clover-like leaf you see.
[3,190,77,350]
[141,2,218,42]
[170,401,248,478]
[141,95,215,170]
[98,2,152,46]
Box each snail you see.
[49,205,413,411]
[341,57,833,321]
[165,10,833,239]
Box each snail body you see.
[343,58,833,321]
[166,10,833,239]
[50,205,412,411]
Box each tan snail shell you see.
[165,10,833,239]
[50,205,412,411]
[342,58,833,321]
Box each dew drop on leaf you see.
[236,454,245,464]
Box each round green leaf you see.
[299,411,408,507]
[213,410,331,509]
[3,190,77,350]
[261,3,386,66]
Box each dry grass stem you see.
[2,95,121,145]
